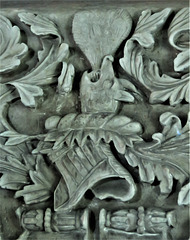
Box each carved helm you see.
[52,140,137,211]
[43,112,142,212]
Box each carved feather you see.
[72,9,132,69]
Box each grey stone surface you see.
[0,2,189,240]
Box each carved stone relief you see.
[0,3,189,240]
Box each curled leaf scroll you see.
[120,41,190,105]
[120,8,190,106]
[131,8,172,48]
[7,41,69,107]
[125,112,189,196]
[168,8,190,73]
[18,12,62,43]
[0,13,69,107]
[0,15,28,73]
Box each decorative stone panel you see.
[0,1,189,239]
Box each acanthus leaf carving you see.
[125,112,189,196]
[0,142,36,190]
[0,155,31,190]
[0,139,60,204]
[178,182,190,206]
[0,85,19,131]
[131,8,172,48]
[174,49,190,72]
[149,74,189,105]
[168,8,190,73]
[6,41,69,107]
[18,12,62,43]
[1,12,69,107]
[120,39,189,106]
[168,7,189,51]
[44,112,142,153]
[15,154,60,204]
[120,7,190,106]
[9,82,43,108]
[0,15,28,73]
[0,130,35,145]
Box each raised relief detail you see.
[0,15,28,73]
[99,207,176,240]
[16,207,92,239]
[0,6,189,240]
